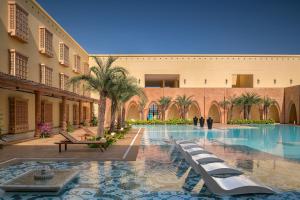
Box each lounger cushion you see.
[184,147,211,155]
[200,162,243,176]
[191,153,224,164]
[175,140,195,145]
[180,144,200,149]
[213,175,261,190]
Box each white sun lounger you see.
[198,162,243,176]
[184,147,211,155]
[203,174,274,195]
[179,143,199,149]
[190,153,224,164]
[176,141,274,195]
[175,140,195,145]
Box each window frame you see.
[9,49,28,79]
[39,27,54,57]
[8,1,29,42]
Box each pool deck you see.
[0,127,144,167]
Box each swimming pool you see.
[0,124,299,199]
[141,124,300,161]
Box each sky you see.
[37,0,300,54]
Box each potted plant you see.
[199,116,205,127]
[193,116,198,126]
[207,117,213,129]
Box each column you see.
[90,102,94,120]
[79,100,83,126]
[34,91,41,137]
[61,96,67,131]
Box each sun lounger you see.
[175,140,195,145]
[190,153,224,164]
[55,131,106,152]
[179,143,200,149]
[198,162,243,176]
[184,147,212,155]
[175,141,274,195]
[203,174,274,195]
[177,143,202,155]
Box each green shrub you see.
[90,116,98,127]
[66,122,74,133]
[87,127,131,148]
[126,118,193,125]
[227,119,275,124]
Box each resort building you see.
[0,0,94,139]
[1,0,300,139]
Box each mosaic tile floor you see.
[0,146,299,200]
[0,124,300,199]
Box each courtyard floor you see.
[0,127,144,167]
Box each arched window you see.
[147,103,159,120]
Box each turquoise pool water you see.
[141,124,300,161]
[0,124,299,199]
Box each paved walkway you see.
[0,127,144,167]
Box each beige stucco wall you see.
[90,55,300,88]
[0,87,90,134]
[0,0,89,94]
[0,88,35,134]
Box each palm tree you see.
[226,95,239,120]
[69,56,128,137]
[236,92,262,120]
[119,78,145,129]
[157,96,172,121]
[109,75,145,132]
[262,97,276,120]
[138,97,148,120]
[175,95,194,119]
[218,99,230,122]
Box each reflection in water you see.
[236,159,254,172]
[0,125,300,199]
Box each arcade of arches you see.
[127,102,140,120]
[124,87,300,125]
[208,103,221,123]
[289,103,297,124]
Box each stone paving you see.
[0,127,143,167]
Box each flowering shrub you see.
[38,123,52,138]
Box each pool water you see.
[141,124,300,161]
[0,125,299,199]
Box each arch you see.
[250,105,261,120]
[208,102,221,123]
[126,101,140,120]
[289,102,297,124]
[187,102,201,119]
[166,103,180,120]
[147,102,159,120]
[268,104,280,122]
[230,106,242,120]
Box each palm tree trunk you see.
[117,105,122,130]
[247,106,251,120]
[121,107,126,127]
[109,102,117,132]
[229,106,233,121]
[140,110,144,120]
[98,94,106,138]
